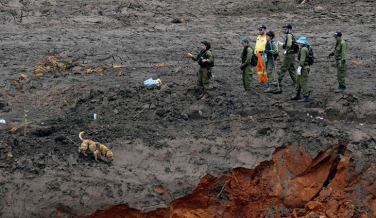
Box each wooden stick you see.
[328,59,332,92]
[217,180,230,198]
[23,107,27,136]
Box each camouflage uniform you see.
[239,46,254,91]
[296,46,310,97]
[329,39,347,89]
[278,33,297,84]
[265,41,278,83]
[192,50,214,92]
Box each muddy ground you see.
[0,0,375,217]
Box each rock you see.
[183,104,209,119]
[171,18,182,23]
[156,108,170,117]
[72,66,85,75]
[306,201,325,213]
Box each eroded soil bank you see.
[0,0,375,217]
[84,144,376,218]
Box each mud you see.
[0,0,375,217]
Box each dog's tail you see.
[79,131,86,141]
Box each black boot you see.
[298,96,309,102]
[291,93,301,100]
[273,79,282,87]
[335,86,345,93]
[264,83,274,93]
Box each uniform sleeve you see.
[243,47,253,66]
[341,41,347,62]
[191,53,199,61]
[271,42,278,54]
[206,51,213,64]
[286,34,292,50]
[299,47,308,67]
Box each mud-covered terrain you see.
[0,0,375,217]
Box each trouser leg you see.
[336,61,347,87]
[201,68,211,92]
[256,53,268,83]
[266,58,274,82]
[300,67,310,97]
[287,55,297,83]
[243,65,253,91]
[197,68,203,89]
[278,54,292,82]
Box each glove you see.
[297,66,302,75]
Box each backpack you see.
[307,45,314,65]
[250,47,258,67]
[298,45,314,65]
[291,34,299,54]
[198,50,215,68]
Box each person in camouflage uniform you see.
[328,32,347,93]
[291,37,311,102]
[263,31,279,93]
[187,41,214,99]
[276,24,297,88]
[239,37,254,95]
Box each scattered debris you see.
[111,65,126,69]
[0,119,6,123]
[9,127,18,134]
[7,153,13,158]
[86,67,104,74]
[13,74,28,86]
[351,60,367,66]
[151,63,173,68]
[34,56,67,77]
[144,78,162,86]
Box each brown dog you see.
[78,131,113,162]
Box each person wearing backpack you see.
[263,31,279,93]
[276,24,298,90]
[328,32,347,93]
[187,41,214,99]
[239,37,254,95]
[291,37,311,102]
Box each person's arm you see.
[270,42,278,54]
[286,34,292,50]
[205,51,213,64]
[340,41,347,63]
[191,53,199,61]
[187,52,199,61]
[243,47,253,66]
[299,47,307,67]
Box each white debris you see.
[0,119,6,124]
